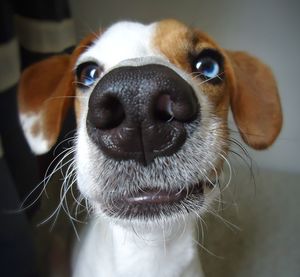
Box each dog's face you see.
[18,19,282,224]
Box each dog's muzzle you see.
[86,64,199,165]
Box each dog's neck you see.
[73,216,203,277]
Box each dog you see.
[18,19,282,277]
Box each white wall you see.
[69,0,300,173]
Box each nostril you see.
[155,94,174,122]
[90,95,125,130]
[154,91,198,123]
[171,100,198,122]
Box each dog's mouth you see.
[103,181,208,220]
[126,184,203,204]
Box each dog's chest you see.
[72,218,203,277]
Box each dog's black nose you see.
[87,64,199,165]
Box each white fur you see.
[73,217,204,277]
[76,21,159,69]
[19,113,49,155]
[73,21,225,277]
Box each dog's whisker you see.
[60,169,89,226]
[203,205,240,232]
[13,147,75,214]
[227,136,257,193]
[189,71,225,83]
[205,160,219,188]
[47,96,87,102]
[72,80,95,90]
[195,216,206,248]
[52,135,76,156]
[218,152,232,192]
[47,177,82,240]
[190,231,221,258]
[71,186,89,219]
[74,195,90,221]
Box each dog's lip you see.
[104,181,210,219]
[124,182,204,205]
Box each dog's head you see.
[18,19,282,224]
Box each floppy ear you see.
[227,51,283,149]
[18,34,97,155]
[18,55,74,154]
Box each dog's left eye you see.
[76,62,101,88]
[192,49,224,83]
[195,57,219,79]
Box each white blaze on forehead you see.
[77,21,158,69]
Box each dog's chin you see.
[96,180,213,222]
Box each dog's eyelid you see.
[191,48,224,65]
[75,61,103,73]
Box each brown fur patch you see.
[153,19,194,71]
[18,55,71,114]
[18,32,99,153]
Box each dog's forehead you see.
[78,21,158,68]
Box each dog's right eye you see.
[76,62,101,88]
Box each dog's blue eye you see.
[192,49,224,83]
[76,62,101,88]
[195,57,220,79]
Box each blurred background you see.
[0,0,299,276]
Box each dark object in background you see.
[0,0,76,276]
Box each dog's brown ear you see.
[227,51,283,149]
[18,34,98,154]
[18,55,74,154]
